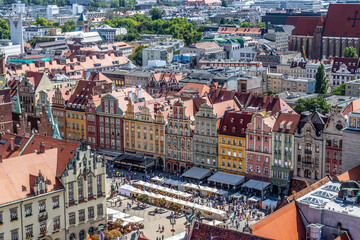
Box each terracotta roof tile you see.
[189,221,273,240]
[252,201,306,240]
[337,164,360,182]
[287,176,331,202]
[0,148,63,205]
[19,134,79,177]
[219,111,253,137]
[323,4,360,37]
[292,17,324,36]
[342,98,360,116]
[335,231,353,240]
[0,133,29,159]
[273,112,300,133]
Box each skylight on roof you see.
[322,185,340,193]
[312,190,335,199]
[0,139,7,145]
[301,197,324,206]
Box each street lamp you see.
[170,214,176,236]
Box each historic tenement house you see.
[193,103,218,171]
[165,100,193,173]
[294,112,328,183]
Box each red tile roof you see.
[272,112,300,133]
[0,148,63,204]
[19,134,80,177]
[188,221,273,240]
[25,71,44,89]
[0,133,29,159]
[287,176,331,202]
[292,17,324,36]
[66,80,97,111]
[331,57,359,74]
[335,231,353,240]
[323,4,360,37]
[342,98,360,116]
[337,164,360,182]
[252,201,306,240]
[219,111,253,137]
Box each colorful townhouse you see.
[123,100,166,170]
[246,112,276,183]
[85,96,98,149]
[193,103,218,171]
[271,112,300,195]
[165,99,193,173]
[95,94,124,152]
[218,111,253,175]
[65,81,96,141]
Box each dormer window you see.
[230,118,234,123]
[223,126,227,131]
[232,127,236,133]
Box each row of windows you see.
[221,138,243,146]
[221,159,243,169]
[68,175,102,202]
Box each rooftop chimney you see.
[0,154,2,163]
[39,142,45,153]
[10,137,15,151]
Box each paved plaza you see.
[105,166,266,239]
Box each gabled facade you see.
[52,88,68,139]
[218,111,252,175]
[294,112,328,183]
[323,113,346,178]
[193,103,218,170]
[148,72,184,95]
[96,94,123,152]
[165,100,193,173]
[18,77,36,115]
[246,112,275,183]
[271,112,300,194]
[123,100,166,169]
[61,140,106,240]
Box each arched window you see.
[79,230,85,240]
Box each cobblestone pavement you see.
[105,168,265,239]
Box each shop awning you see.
[208,172,245,187]
[114,153,155,168]
[182,167,212,180]
[99,150,122,158]
[242,179,271,191]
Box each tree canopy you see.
[149,8,165,20]
[221,0,228,7]
[293,96,329,114]
[33,17,53,27]
[263,89,279,96]
[129,45,147,66]
[0,19,10,39]
[60,20,76,33]
[315,63,327,94]
[106,14,203,45]
[331,83,346,95]
[343,46,358,58]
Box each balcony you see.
[38,212,48,222]
[304,149,312,154]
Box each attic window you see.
[232,127,236,133]
[230,118,234,123]
[223,126,227,131]
[240,119,243,124]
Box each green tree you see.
[315,63,328,94]
[129,45,147,66]
[263,89,279,95]
[149,8,165,20]
[331,83,346,95]
[181,29,193,46]
[33,17,53,27]
[138,194,149,204]
[255,21,266,28]
[220,17,226,25]
[343,46,358,58]
[114,35,124,41]
[221,0,228,7]
[227,19,234,24]
[0,19,10,39]
[240,21,253,28]
[293,96,329,114]
[60,20,76,33]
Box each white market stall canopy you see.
[262,199,278,211]
[117,185,226,220]
[182,167,212,180]
[208,172,245,187]
[125,215,144,224]
[242,179,271,191]
[133,180,192,198]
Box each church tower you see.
[9,14,24,54]
[76,12,89,32]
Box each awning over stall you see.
[208,172,245,187]
[242,179,271,191]
[182,167,212,180]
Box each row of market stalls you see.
[118,184,226,220]
[107,208,144,226]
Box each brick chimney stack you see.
[39,142,45,153]
[10,137,15,151]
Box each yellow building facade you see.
[123,100,166,169]
[217,111,253,175]
[65,110,87,141]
